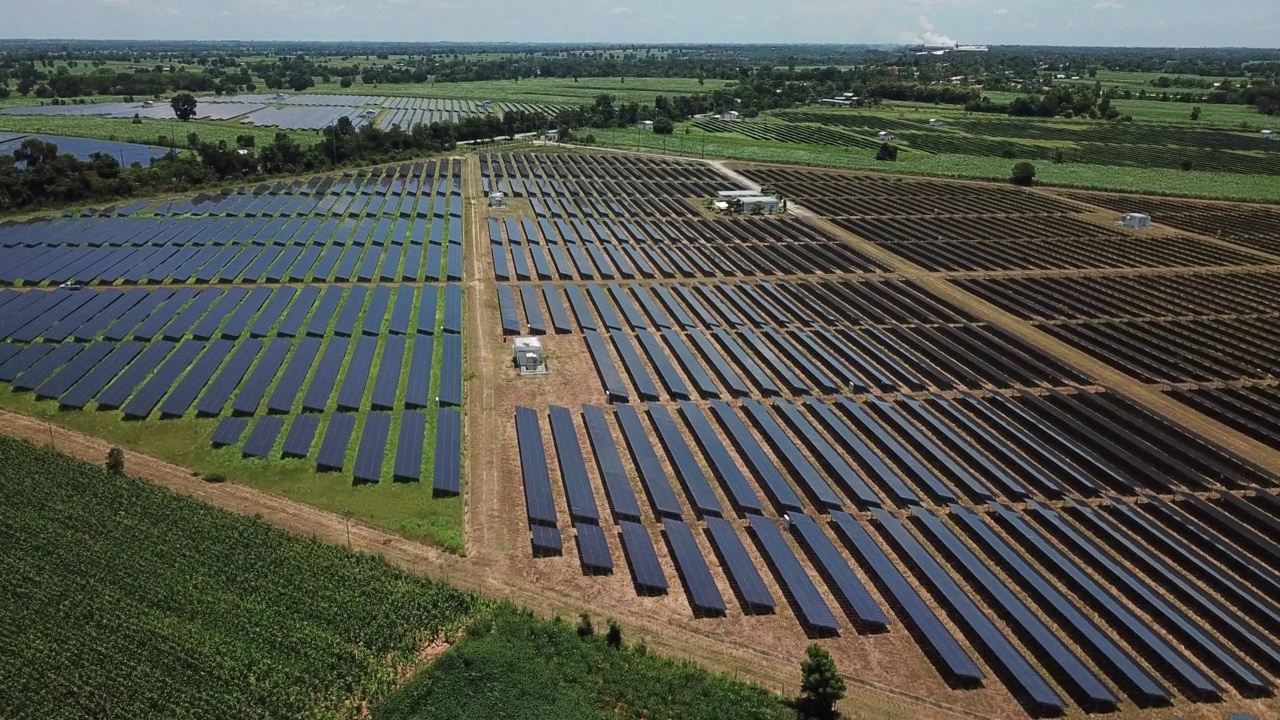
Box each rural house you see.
[878,131,895,141]
[1264,130,1276,140]
[636,120,654,131]
[928,118,944,128]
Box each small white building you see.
[636,120,654,131]
[1122,212,1151,229]
[512,337,546,374]
[543,129,560,142]
[878,131,895,141]
[1263,130,1276,140]
[488,191,505,209]
[721,110,741,121]
[928,118,944,128]
[717,190,763,198]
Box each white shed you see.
[928,118,944,128]
[636,120,654,131]
[878,131,895,141]
[488,191,505,209]
[513,337,546,374]
[1122,212,1151,229]
[1263,130,1276,140]
[721,110,741,121]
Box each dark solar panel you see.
[404,334,434,409]
[34,341,114,400]
[352,411,391,484]
[249,286,297,338]
[281,414,320,459]
[497,285,520,335]
[362,284,392,336]
[12,342,85,392]
[242,416,285,458]
[93,340,175,410]
[120,340,205,419]
[706,400,805,514]
[768,399,883,508]
[748,515,840,634]
[677,401,764,515]
[704,516,774,612]
[432,408,462,496]
[393,410,427,482]
[619,520,667,594]
[438,333,462,406]
[614,403,683,520]
[59,340,145,409]
[647,403,722,517]
[316,413,356,472]
[520,285,545,334]
[154,338,233,418]
[548,405,601,524]
[788,513,888,631]
[301,336,349,412]
[609,332,661,402]
[333,285,368,337]
[580,404,643,522]
[211,416,248,448]
[662,518,725,615]
[388,286,415,335]
[194,338,262,417]
[442,283,463,334]
[219,286,271,339]
[575,523,614,574]
[229,337,291,415]
[739,399,845,510]
[516,406,558,526]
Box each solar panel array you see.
[494,153,1280,717]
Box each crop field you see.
[451,151,1280,718]
[0,159,468,551]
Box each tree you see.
[576,612,594,638]
[339,76,353,88]
[725,197,743,215]
[171,92,198,121]
[652,117,675,135]
[1181,159,1193,171]
[875,142,898,161]
[106,447,125,476]
[236,134,256,149]
[1011,161,1036,186]
[13,138,59,168]
[797,644,845,720]
[606,621,622,648]
[1190,105,1202,121]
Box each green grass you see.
[0,433,482,720]
[0,114,317,148]
[586,125,1280,204]
[373,607,792,720]
[309,77,732,106]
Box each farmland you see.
[309,76,734,106]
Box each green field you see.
[0,433,790,720]
[585,124,1280,203]
[0,114,317,148]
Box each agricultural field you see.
[1,432,790,720]
[309,76,733,106]
[458,150,1280,718]
[0,159,468,551]
[0,113,317,149]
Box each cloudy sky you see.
[1,0,1277,47]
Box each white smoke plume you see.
[912,16,956,47]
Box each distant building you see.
[636,120,654,131]
[1122,212,1151,229]
[717,190,763,197]
[1263,130,1276,140]
[488,191,505,209]
[512,337,547,374]
[878,131,895,141]
[819,92,860,107]
[721,110,741,121]
[928,118,944,128]
[544,129,560,141]
[716,195,781,214]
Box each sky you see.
[0,0,1277,47]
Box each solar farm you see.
[0,159,466,495]
[459,150,1280,718]
[0,133,174,165]
[4,139,1280,717]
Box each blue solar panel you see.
[365,334,405,411]
[41,289,123,343]
[549,405,601,524]
[706,400,805,514]
[242,416,285,458]
[563,284,595,331]
[58,340,144,409]
[130,289,197,341]
[301,336,349,412]
[677,401,764,515]
[617,520,667,592]
[575,522,613,574]
[580,405,643,522]
[704,516,774,612]
[388,287,415,335]
[840,398,954,504]
[316,413,356,472]
[829,510,983,686]
[608,333,660,402]
[582,330,628,403]
[416,285,438,334]
[101,289,171,342]
[336,335,378,411]
[445,243,462,281]
[403,334,434,409]
[121,340,205,419]
[738,399,846,510]
[765,399,883,508]
[686,329,751,398]
[164,289,224,341]
[153,337,232,418]
[393,410,427,482]
[333,285,368,337]
[788,513,888,632]
[281,414,320,459]
[429,407,462,496]
[646,403,722,517]
[93,340,175,410]
[613,404,683,520]
[248,286,296,338]
[362,284,391,335]
[442,283,463,334]
[219,286,271,339]
[748,515,840,634]
[543,286,571,334]
[352,411,391,484]
[875,508,1064,713]
[519,285,545,335]
[12,342,84,392]
[34,341,114,400]
[211,416,248,448]
[662,518,725,615]
[438,333,463,407]
[516,406,558,526]
[229,337,291,415]
[259,336,316,414]
[195,338,262,417]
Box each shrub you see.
[606,621,622,648]
[1181,160,1193,171]
[874,142,898,161]
[1000,146,1017,159]
[202,473,227,483]
[576,612,594,638]
[105,447,125,476]
[1010,162,1036,186]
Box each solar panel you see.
[829,511,983,686]
[874,508,1065,714]
[686,329,751,398]
[281,414,320,459]
[788,513,888,631]
[738,399,846,510]
[242,416,285,458]
[219,286,272,339]
[543,286,572,333]
[131,289,198,341]
[316,413,356,472]
[497,285,520,335]
[580,405,643,522]
[195,338,262,417]
[353,411,391,484]
[582,331,628,403]
[301,336,349,412]
[516,406,559,525]
[613,404,683,520]
[12,342,84,392]
[211,416,248,448]
[520,285,545,334]
[393,410,427,482]
[416,284,439,334]
[438,334,462,406]
[34,341,114,400]
[840,398,956,504]
[442,283,463,334]
[662,329,720,399]
[362,284,392,335]
[190,287,245,340]
[93,340,175,410]
[747,515,839,634]
[660,518,725,614]
[647,404,723,517]
[608,333,660,402]
[402,334,434,409]
[120,340,205,419]
[388,287,415,335]
[432,408,462,496]
[704,516,774,612]
[58,340,145,409]
[333,285,368,337]
[366,334,406,411]
[615,520,667,593]
[575,523,614,574]
[677,401,764,515]
[548,405,601,523]
[563,284,595,331]
[249,286,297,338]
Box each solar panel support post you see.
[343,507,351,549]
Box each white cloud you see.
[1091,1,1124,9]
[609,6,634,14]
[993,7,1009,15]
